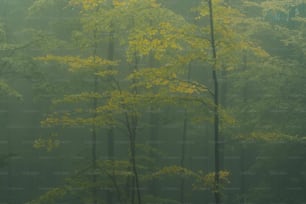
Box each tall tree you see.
[207,0,221,203]
[31,1,211,204]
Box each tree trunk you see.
[180,112,187,204]
[91,23,99,203]
[149,107,159,195]
[106,24,115,204]
[240,53,248,204]
[180,63,191,204]
[126,114,141,204]
[107,128,114,204]
[219,68,227,171]
[126,28,142,202]
[208,0,221,203]
[92,76,98,204]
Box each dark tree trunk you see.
[180,112,187,204]
[106,25,115,204]
[180,63,191,204]
[92,76,98,204]
[149,107,159,195]
[219,68,227,171]
[126,114,141,204]
[208,0,221,203]
[107,128,114,204]
[148,52,159,196]
[240,53,248,204]
[126,23,142,203]
[91,23,99,203]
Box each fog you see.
[0,0,305,203]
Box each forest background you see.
[0,0,306,203]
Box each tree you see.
[30,0,213,204]
[207,0,221,203]
[192,0,269,203]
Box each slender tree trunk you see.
[130,133,141,204]
[219,68,227,171]
[180,112,187,204]
[92,76,98,204]
[107,128,114,204]
[240,53,248,204]
[208,0,221,204]
[91,23,99,204]
[240,145,246,204]
[107,24,115,204]
[128,18,142,204]
[148,108,159,195]
[180,63,191,204]
[148,51,159,196]
[129,134,136,204]
[131,118,141,204]
[124,31,142,203]
[4,102,12,203]
[126,114,141,204]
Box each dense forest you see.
[1,0,306,203]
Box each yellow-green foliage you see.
[194,0,269,70]
[0,80,22,100]
[52,92,104,104]
[69,0,105,10]
[236,131,305,143]
[41,111,115,127]
[28,0,59,14]
[193,170,230,192]
[35,55,118,71]
[25,186,68,204]
[152,165,197,178]
[151,165,230,193]
[260,0,296,14]
[97,160,133,177]
[127,67,207,95]
[33,133,60,151]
